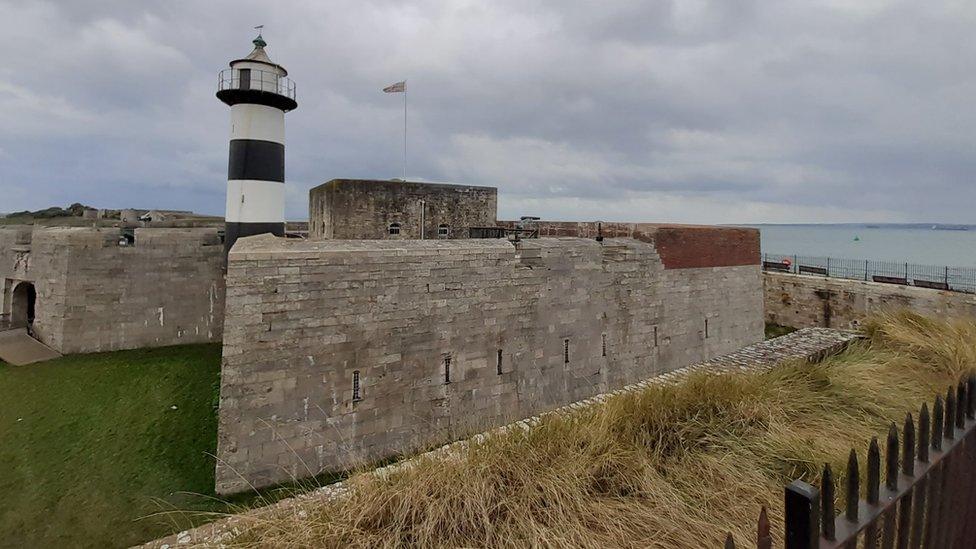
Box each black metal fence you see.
[725,374,976,548]
[762,253,976,294]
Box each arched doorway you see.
[10,281,36,329]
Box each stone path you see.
[142,327,860,548]
[0,328,61,365]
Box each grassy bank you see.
[0,345,223,548]
[227,312,976,548]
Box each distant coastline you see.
[744,223,976,268]
[738,223,973,231]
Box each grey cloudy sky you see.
[2,0,974,223]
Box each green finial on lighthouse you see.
[253,25,266,48]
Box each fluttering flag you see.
[383,81,406,93]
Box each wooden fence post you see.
[785,480,820,549]
[757,506,771,549]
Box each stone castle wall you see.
[309,179,498,240]
[215,233,763,494]
[0,226,225,353]
[0,226,69,347]
[764,271,976,329]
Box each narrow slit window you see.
[705,318,709,338]
[654,326,658,347]
[496,349,503,375]
[444,356,451,384]
[601,333,607,357]
[564,339,570,364]
[352,370,361,401]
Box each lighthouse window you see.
[438,224,449,238]
[239,68,251,90]
[388,222,401,235]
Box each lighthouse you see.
[216,33,297,253]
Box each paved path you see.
[0,328,61,365]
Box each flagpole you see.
[403,83,407,181]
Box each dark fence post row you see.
[767,373,976,549]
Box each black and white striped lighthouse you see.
[216,33,297,253]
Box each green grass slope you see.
[0,344,221,548]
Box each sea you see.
[743,224,976,268]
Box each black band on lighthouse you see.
[216,89,297,112]
[228,139,285,182]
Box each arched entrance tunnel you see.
[10,281,37,329]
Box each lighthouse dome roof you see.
[229,34,288,76]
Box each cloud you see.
[0,0,974,224]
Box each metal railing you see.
[762,253,976,294]
[468,226,540,240]
[726,374,976,548]
[217,68,296,100]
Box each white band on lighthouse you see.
[230,104,285,145]
[225,180,287,223]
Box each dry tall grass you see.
[228,311,976,548]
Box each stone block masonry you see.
[216,234,763,494]
[147,327,854,548]
[764,271,976,329]
[309,179,498,239]
[0,226,225,353]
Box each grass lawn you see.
[0,344,224,548]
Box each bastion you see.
[0,226,225,353]
[215,224,764,493]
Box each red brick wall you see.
[497,221,759,269]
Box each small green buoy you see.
[853,235,860,242]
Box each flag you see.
[383,81,406,93]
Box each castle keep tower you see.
[217,34,297,252]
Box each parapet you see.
[497,221,759,269]
[22,226,223,249]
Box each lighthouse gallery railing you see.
[217,68,296,100]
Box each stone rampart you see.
[0,226,225,353]
[216,234,763,493]
[764,271,976,329]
